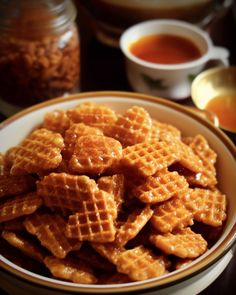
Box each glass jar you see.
[0,0,80,116]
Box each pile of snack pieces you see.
[0,102,227,285]
[0,25,79,106]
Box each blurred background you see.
[74,0,236,92]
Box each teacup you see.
[120,19,229,100]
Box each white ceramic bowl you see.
[0,91,235,295]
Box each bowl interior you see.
[191,66,236,109]
[191,66,236,134]
[0,92,236,292]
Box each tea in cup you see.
[120,19,229,100]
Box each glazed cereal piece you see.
[2,230,46,263]
[181,136,194,145]
[121,139,179,177]
[75,244,115,272]
[2,147,19,175]
[65,190,117,242]
[174,139,203,174]
[90,242,124,265]
[174,258,193,270]
[188,134,217,164]
[24,212,82,258]
[150,120,181,141]
[115,206,153,247]
[109,106,152,147]
[44,256,97,284]
[150,227,207,259]
[115,245,167,281]
[0,237,46,274]
[69,135,122,175]
[42,109,71,135]
[10,128,64,175]
[0,153,4,175]
[0,192,42,222]
[185,134,217,187]
[190,188,227,227]
[64,123,103,157]
[3,217,25,231]
[97,174,125,212]
[151,198,193,233]
[53,158,70,174]
[67,102,117,134]
[0,174,36,198]
[132,169,189,204]
[37,173,98,214]
[180,188,205,215]
[191,222,223,247]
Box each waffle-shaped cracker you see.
[0,153,4,175]
[151,198,193,233]
[75,244,115,272]
[115,245,167,281]
[10,128,64,175]
[64,123,103,157]
[69,135,122,175]
[180,188,205,215]
[109,106,152,147]
[3,218,26,231]
[42,109,71,135]
[0,238,46,274]
[115,206,153,247]
[191,222,223,247]
[1,147,18,175]
[150,120,181,142]
[24,212,82,258]
[37,173,98,214]
[174,139,203,174]
[0,192,42,222]
[150,227,207,258]
[121,139,179,177]
[2,230,46,263]
[191,188,227,227]
[65,190,117,242]
[91,242,124,264]
[132,169,189,204]
[0,174,36,198]
[186,135,217,187]
[97,174,125,212]
[188,135,217,164]
[44,256,97,284]
[67,102,117,134]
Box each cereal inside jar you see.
[0,0,80,116]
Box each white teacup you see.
[120,19,229,100]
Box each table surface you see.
[0,2,236,295]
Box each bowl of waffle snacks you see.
[0,91,235,294]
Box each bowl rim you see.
[0,90,235,294]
